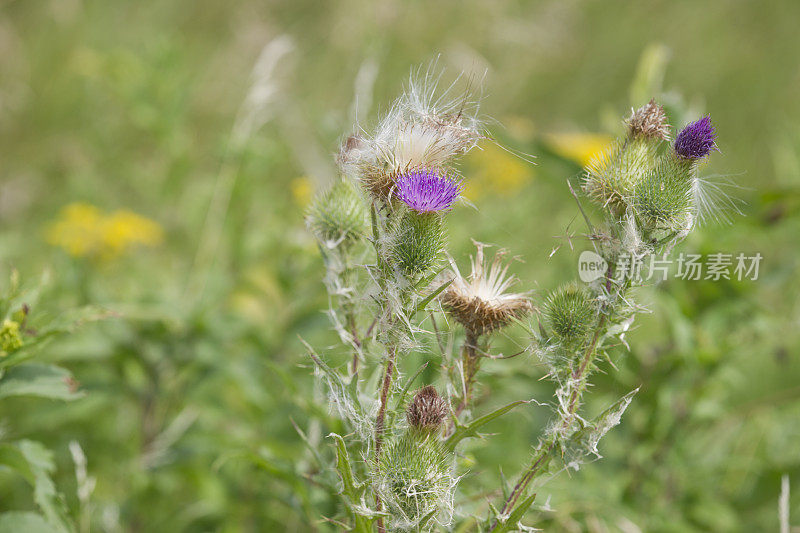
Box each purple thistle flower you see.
[675,116,716,159]
[394,168,463,213]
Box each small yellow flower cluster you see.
[545,132,614,168]
[46,203,164,260]
[0,319,23,356]
[290,176,314,207]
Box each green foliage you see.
[1,1,798,531]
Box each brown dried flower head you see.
[440,242,532,337]
[626,99,670,141]
[406,386,449,431]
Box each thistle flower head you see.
[305,179,368,248]
[674,116,716,160]
[338,66,483,202]
[441,242,531,336]
[543,283,596,346]
[633,157,695,234]
[394,168,462,213]
[583,137,657,217]
[406,386,449,431]
[388,210,446,275]
[627,99,670,141]
[375,432,454,529]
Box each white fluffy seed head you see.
[338,65,484,201]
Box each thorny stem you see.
[449,330,481,432]
[373,345,397,533]
[490,267,615,530]
[346,306,361,374]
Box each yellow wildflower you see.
[0,319,23,355]
[290,176,313,207]
[545,132,614,168]
[46,203,163,261]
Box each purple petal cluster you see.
[394,169,463,213]
[675,116,716,159]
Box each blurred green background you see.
[1,0,799,531]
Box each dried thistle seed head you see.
[627,99,670,141]
[675,116,716,160]
[338,67,483,197]
[305,179,368,247]
[441,242,531,336]
[632,155,695,234]
[583,137,657,217]
[388,210,446,275]
[406,386,449,431]
[394,168,463,213]
[0,319,23,355]
[387,119,481,171]
[375,432,453,529]
[543,283,596,345]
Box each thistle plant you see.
[303,68,728,531]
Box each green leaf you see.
[329,433,360,499]
[566,387,639,455]
[414,277,453,314]
[0,440,73,533]
[489,493,538,533]
[0,512,60,533]
[445,400,531,450]
[413,264,446,291]
[0,364,83,400]
[329,433,372,532]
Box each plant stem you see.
[373,345,396,533]
[450,331,480,428]
[490,267,616,530]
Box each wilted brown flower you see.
[626,99,670,141]
[440,242,531,336]
[406,386,449,431]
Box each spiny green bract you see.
[305,179,368,247]
[584,136,659,217]
[543,283,596,346]
[375,432,452,528]
[632,155,695,234]
[388,210,445,275]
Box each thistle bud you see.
[583,137,657,218]
[388,210,446,275]
[406,386,449,432]
[375,432,453,528]
[674,116,716,160]
[626,99,670,141]
[0,319,23,355]
[632,156,695,235]
[543,283,596,347]
[305,179,368,248]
